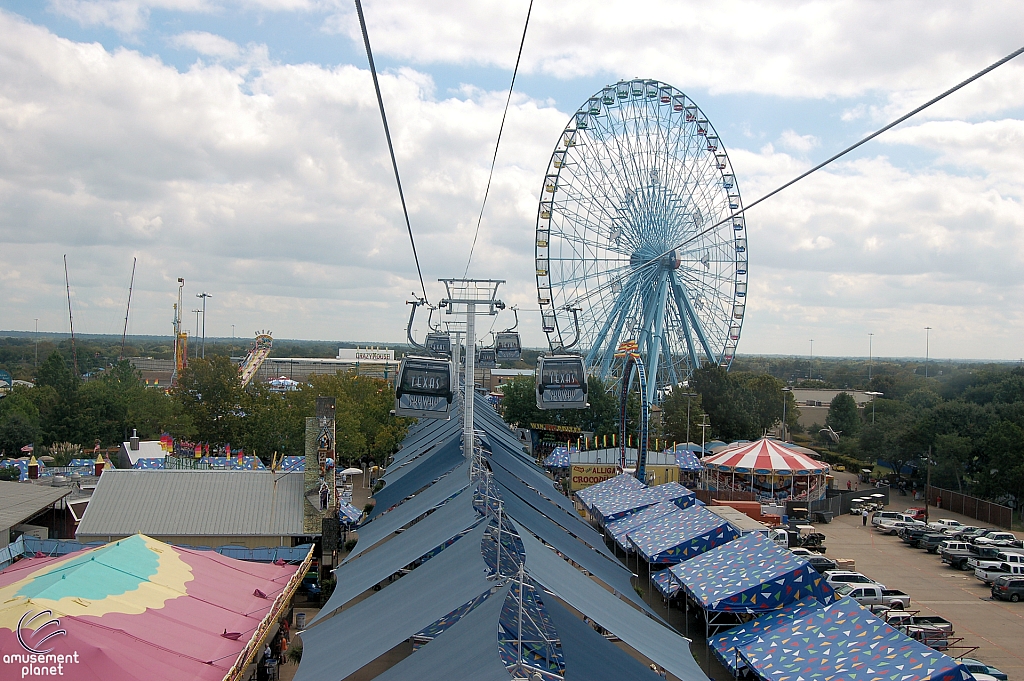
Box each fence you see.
[925,486,1013,529]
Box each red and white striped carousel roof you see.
[703,438,828,474]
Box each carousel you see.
[701,438,830,502]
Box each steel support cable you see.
[562,43,1024,312]
[464,0,535,277]
[354,0,429,302]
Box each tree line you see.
[0,350,408,467]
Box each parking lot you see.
[817,494,1024,678]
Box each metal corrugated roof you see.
[0,480,72,531]
[76,469,305,538]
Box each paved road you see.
[818,502,1024,678]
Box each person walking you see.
[861,508,869,526]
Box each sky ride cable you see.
[564,43,1024,311]
[354,0,429,302]
[638,43,1024,278]
[463,0,535,278]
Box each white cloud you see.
[170,31,241,59]
[778,130,818,154]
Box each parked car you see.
[898,526,929,545]
[871,511,908,527]
[975,562,1024,585]
[973,531,1022,548]
[876,519,925,536]
[298,572,322,598]
[953,526,989,540]
[920,533,953,553]
[904,507,927,521]
[927,518,963,532]
[990,575,1024,602]
[941,545,977,570]
[959,659,1008,681]
[882,610,951,632]
[968,548,1022,572]
[804,555,838,574]
[824,571,883,588]
[834,583,910,609]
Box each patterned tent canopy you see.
[338,502,362,525]
[574,473,643,508]
[670,447,704,471]
[703,438,828,475]
[132,458,165,469]
[670,532,836,613]
[590,482,695,525]
[542,447,575,468]
[736,596,973,681]
[652,569,682,597]
[708,597,824,674]
[626,504,740,565]
[0,534,308,681]
[606,501,683,553]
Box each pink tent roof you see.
[703,439,828,475]
[0,534,309,681]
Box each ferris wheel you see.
[535,79,748,404]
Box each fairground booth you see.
[701,438,830,502]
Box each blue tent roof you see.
[670,532,836,613]
[606,501,683,552]
[626,504,741,565]
[707,597,824,674]
[590,482,695,524]
[542,446,574,468]
[338,502,362,524]
[666,444,704,471]
[737,596,973,681]
[132,457,165,469]
[575,473,644,509]
[652,568,682,597]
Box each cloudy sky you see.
[1,0,1023,360]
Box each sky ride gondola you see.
[477,346,497,369]
[494,306,522,361]
[394,356,454,420]
[424,332,452,357]
[535,354,588,410]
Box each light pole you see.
[231,324,235,339]
[34,319,38,369]
[868,333,874,383]
[781,387,792,441]
[192,309,202,359]
[197,292,211,358]
[924,326,931,378]
[865,391,883,424]
[809,339,814,380]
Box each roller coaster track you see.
[239,332,273,387]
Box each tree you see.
[0,411,36,458]
[738,374,786,436]
[825,392,861,437]
[661,389,706,446]
[689,365,753,440]
[933,433,972,493]
[172,356,244,446]
[975,421,1024,516]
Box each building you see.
[790,388,877,429]
[486,368,534,392]
[76,469,307,548]
[118,436,165,468]
[0,480,73,548]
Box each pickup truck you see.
[899,526,929,545]
[973,531,1023,548]
[876,519,925,536]
[975,562,1024,585]
[942,546,976,570]
[927,518,964,532]
[967,548,1024,572]
[883,610,953,634]
[834,583,910,609]
[920,533,953,553]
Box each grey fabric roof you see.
[516,521,710,681]
[495,481,650,614]
[346,462,469,562]
[295,522,493,681]
[488,458,613,559]
[391,418,461,467]
[373,584,512,681]
[75,469,304,538]
[0,480,72,531]
[369,435,464,519]
[487,441,581,518]
[544,588,663,681]
[315,490,481,623]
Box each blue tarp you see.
[670,532,836,613]
[708,598,824,674]
[626,504,741,565]
[737,596,973,681]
